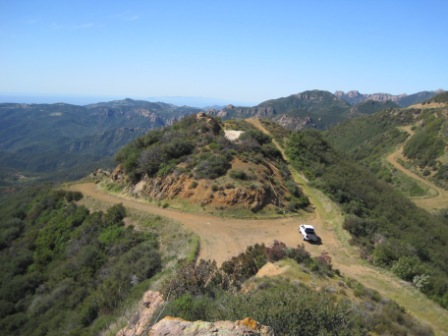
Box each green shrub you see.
[189,181,198,189]
[0,187,163,334]
[194,154,231,179]
[229,169,248,180]
[391,256,424,281]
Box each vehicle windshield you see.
[305,228,315,234]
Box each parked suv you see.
[299,224,318,242]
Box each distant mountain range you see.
[205,89,441,130]
[0,99,200,183]
[334,90,443,106]
[0,89,443,184]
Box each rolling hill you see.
[0,89,439,185]
[111,113,309,216]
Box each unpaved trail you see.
[69,183,318,265]
[246,118,287,160]
[386,125,448,211]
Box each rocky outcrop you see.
[89,168,111,179]
[117,291,164,336]
[206,107,276,119]
[275,114,315,130]
[148,317,274,336]
[129,174,279,212]
[116,290,273,336]
[335,90,439,107]
[111,164,125,181]
[335,90,406,104]
[195,112,221,134]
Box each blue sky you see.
[1,0,447,105]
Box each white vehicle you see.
[299,224,318,242]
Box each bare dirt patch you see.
[224,130,244,141]
[256,262,289,278]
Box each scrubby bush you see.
[0,187,162,335]
[229,169,249,180]
[287,129,448,307]
[391,256,424,281]
[194,154,231,179]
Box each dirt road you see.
[70,183,320,265]
[386,126,448,211]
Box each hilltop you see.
[111,113,309,216]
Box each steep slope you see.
[0,187,164,335]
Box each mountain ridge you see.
[0,90,443,184]
[334,89,442,106]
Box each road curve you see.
[386,126,448,211]
[69,182,318,265]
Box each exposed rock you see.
[334,90,439,107]
[133,172,279,212]
[224,130,244,141]
[148,317,274,336]
[165,117,180,126]
[89,168,111,178]
[111,164,125,181]
[117,291,164,336]
[275,114,315,130]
